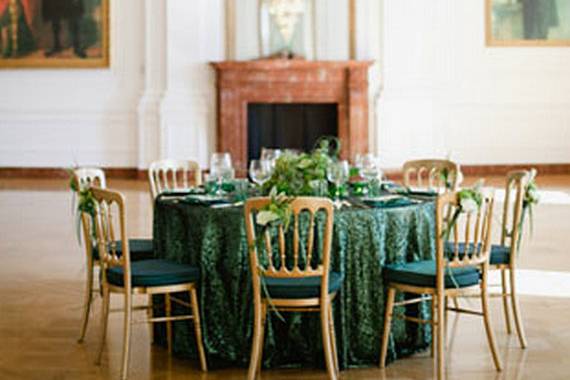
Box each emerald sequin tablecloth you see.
[152,197,436,370]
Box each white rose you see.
[256,210,280,226]
[460,198,478,213]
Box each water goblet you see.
[249,159,272,187]
[327,160,349,206]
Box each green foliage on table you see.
[261,136,339,196]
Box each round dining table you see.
[152,195,436,370]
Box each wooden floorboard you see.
[1,176,570,379]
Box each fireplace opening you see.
[247,103,338,162]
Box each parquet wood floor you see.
[1,176,569,379]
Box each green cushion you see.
[383,260,480,288]
[93,238,154,261]
[263,272,344,299]
[490,244,511,265]
[106,259,200,287]
[444,242,510,265]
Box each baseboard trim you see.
[0,167,142,180]
[1,163,569,181]
[385,163,570,181]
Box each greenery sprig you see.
[261,136,339,196]
[68,168,97,245]
[441,179,485,242]
[516,168,539,249]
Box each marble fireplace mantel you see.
[210,59,373,166]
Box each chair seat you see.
[490,244,511,265]
[93,238,154,261]
[263,272,344,299]
[444,242,510,265]
[383,260,480,288]
[106,259,200,287]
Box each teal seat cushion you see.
[263,272,344,299]
[490,244,511,265]
[93,238,154,261]
[444,242,510,265]
[106,259,200,287]
[383,260,480,288]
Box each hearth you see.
[247,103,338,162]
[211,60,372,169]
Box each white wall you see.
[378,0,570,168]
[0,0,144,168]
[1,0,568,170]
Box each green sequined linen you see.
[152,198,435,369]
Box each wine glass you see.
[358,154,380,183]
[210,152,233,195]
[327,160,349,206]
[260,148,282,168]
[249,160,272,187]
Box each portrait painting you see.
[487,0,570,46]
[0,0,108,68]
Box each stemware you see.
[358,154,380,183]
[260,148,282,168]
[327,160,349,206]
[249,159,272,187]
[210,152,233,195]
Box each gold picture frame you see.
[486,0,570,47]
[0,0,110,68]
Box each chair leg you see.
[147,295,154,344]
[501,268,512,334]
[481,270,503,371]
[256,303,267,376]
[328,305,339,375]
[379,287,396,368]
[190,288,208,372]
[436,291,445,380]
[78,262,94,343]
[95,286,110,365]
[509,268,528,348]
[120,292,133,380]
[247,300,264,380]
[430,296,436,358]
[321,304,337,380]
[165,294,172,354]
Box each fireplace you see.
[211,60,372,168]
[247,103,338,162]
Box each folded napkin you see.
[160,187,205,197]
[181,194,230,206]
[361,195,414,208]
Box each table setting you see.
[150,137,438,370]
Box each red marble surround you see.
[211,60,372,165]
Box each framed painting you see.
[0,0,109,68]
[486,0,570,46]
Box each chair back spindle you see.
[403,159,461,193]
[149,159,202,201]
[437,190,495,269]
[91,188,131,290]
[245,197,334,299]
[74,167,106,190]
[500,170,528,250]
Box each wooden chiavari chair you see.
[491,170,530,348]
[402,159,462,192]
[244,197,342,380]
[379,191,502,380]
[148,159,202,202]
[91,187,207,379]
[73,168,154,344]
